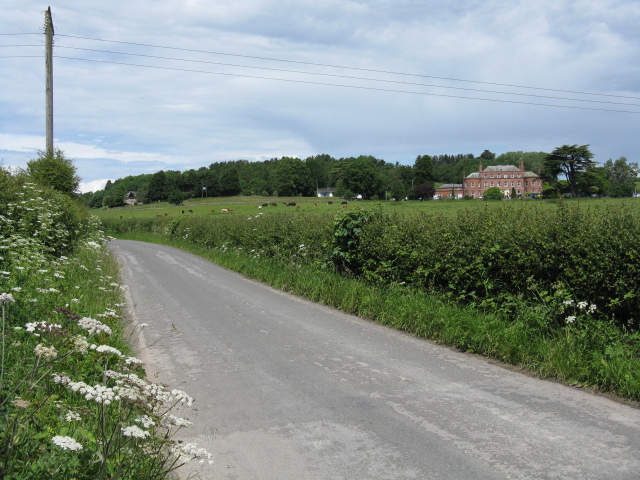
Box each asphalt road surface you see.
[111,240,640,480]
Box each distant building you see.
[317,187,335,198]
[435,162,543,199]
[123,191,137,205]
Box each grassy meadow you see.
[97,195,640,403]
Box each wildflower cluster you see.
[0,176,213,478]
[560,298,598,326]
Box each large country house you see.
[435,162,543,199]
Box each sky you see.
[1,1,639,193]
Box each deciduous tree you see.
[27,149,80,195]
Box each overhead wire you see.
[52,56,640,114]
[55,33,640,101]
[3,35,639,112]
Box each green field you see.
[94,195,640,221]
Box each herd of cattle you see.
[148,201,350,217]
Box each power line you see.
[56,33,639,101]
[47,45,640,107]
[6,43,640,107]
[53,56,640,114]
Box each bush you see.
[483,187,503,200]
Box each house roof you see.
[483,165,520,172]
[437,184,463,190]
[464,165,540,179]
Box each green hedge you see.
[102,201,640,331]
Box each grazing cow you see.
[342,205,349,208]
[313,203,318,206]
[262,203,269,207]
[155,214,164,217]
[182,210,184,214]
[188,210,193,213]
[327,201,333,205]
[221,208,232,213]
[271,203,277,206]
[341,201,347,205]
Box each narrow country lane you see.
[111,239,640,480]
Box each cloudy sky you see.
[2,1,639,193]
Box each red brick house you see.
[435,162,543,199]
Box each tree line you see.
[29,147,633,208]
[83,150,548,207]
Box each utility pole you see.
[45,7,54,155]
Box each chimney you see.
[537,164,541,175]
[519,161,524,171]
[479,162,483,173]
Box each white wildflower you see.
[52,435,83,451]
[577,301,588,310]
[171,442,213,465]
[95,345,122,357]
[566,316,577,324]
[34,343,57,360]
[171,389,193,407]
[0,292,15,305]
[121,425,150,439]
[589,303,597,314]
[125,356,144,365]
[72,335,89,354]
[65,411,81,422]
[135,415,155,428]
[52,373,71,384]
[78,317,112,336]
[162,414,192,427]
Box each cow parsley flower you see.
[135,415,155,428]
[52,373,71,385]
[78,317,112,336]
[65,411,81,422]
[171,389,193,407]
[171,442,213,465]
[162,414,192,427]
[52,435,83,451]
[0,292,15,304]
[71,335,89,354]
[96,345,122,357]
[121,425,150,439]
[566,316,577,324]
[34,343,57,360]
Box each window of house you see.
[517,174,522,178]
[484,182,488,187]
[490,182,494,187]
[518,182,522,186]
[490,174,494,178]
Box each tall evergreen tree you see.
[414,155,434,185]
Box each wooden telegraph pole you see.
[45,7,54,155]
